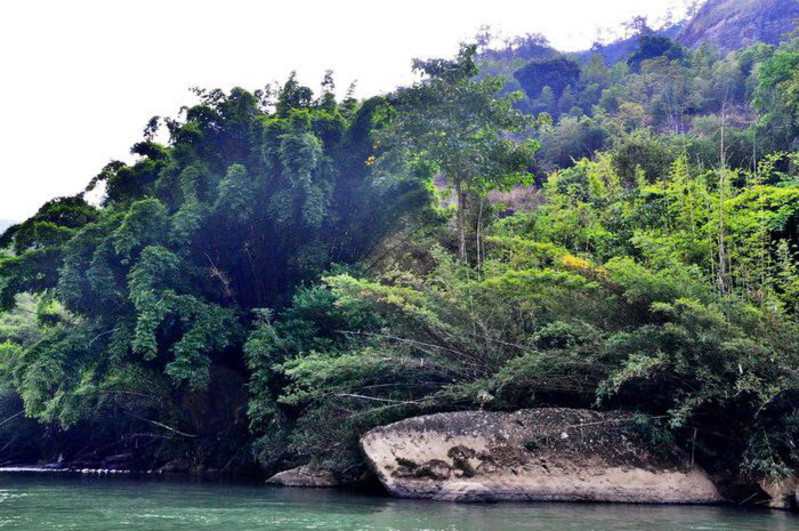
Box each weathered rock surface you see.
[677,0,799,53]
[361,408,722,503]
[266,465,339,488]
[157,459,190,474]
[759,477,799,510]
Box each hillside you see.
[0,6,798,509]
[677,0,799,52]
[570,0,797,66]
[571,23,683,66]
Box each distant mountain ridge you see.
[570,23,684,65]
[573,0,797,65]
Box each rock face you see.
[677,0,799,53]
[361,408,722,503]
[760,477,799,509]
[266,465,339,488]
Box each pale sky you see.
[0,0,692,221]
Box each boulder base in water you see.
[360,408,721,503]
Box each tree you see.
[582,53,610,89]
[514,56,582,100]
[627,35,685,73]
[0,77,434,470]
[535,85,557,117]
[754,37,799,149]
[381,44,538,261]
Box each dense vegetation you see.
[1,21,798,491]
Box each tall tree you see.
[380,44,539,261]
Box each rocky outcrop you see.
[266,465,339,488]
[760,477,799,509]
[157,459,190,474]
[361,408,722,503]
[677,0,799,53]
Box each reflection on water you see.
[0,474,798,530]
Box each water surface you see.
[1,474,798,530]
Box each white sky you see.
[0,0,692,221]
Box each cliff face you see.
[677,0,799,52]
[361,408,722,503]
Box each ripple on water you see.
[0,490,28,503]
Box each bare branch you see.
[125,412,197,438]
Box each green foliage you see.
[627,35,686,72]
[258,139,799,478]
[482,32,799,173]
[380,44,539,260]
[754,38,799,149]
[538,116,608,169]
[245,282,386,468]
[113,199,170,259]
[514,56,582,101]
[0,74,435,469]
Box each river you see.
[1,474,798,530]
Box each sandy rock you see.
[759,477,798,509]
[266,465,339,488]
[361,408,722,503]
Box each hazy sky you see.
[0,0,692,221]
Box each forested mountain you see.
[571,21,685,66]
[574,0,799,66]
[476,0,799,181]
[0,2,798,502]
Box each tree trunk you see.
[455,179,467,263]
[476,197,483,273]
[717,102,729,295]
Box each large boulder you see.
[266,465,339,488]
[361,408,722,503]
[759,477,798,509]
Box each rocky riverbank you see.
[359,408,722,503]
[9,407,794,509]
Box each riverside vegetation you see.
[1,17,799,503]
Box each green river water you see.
[1,474,798,530]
